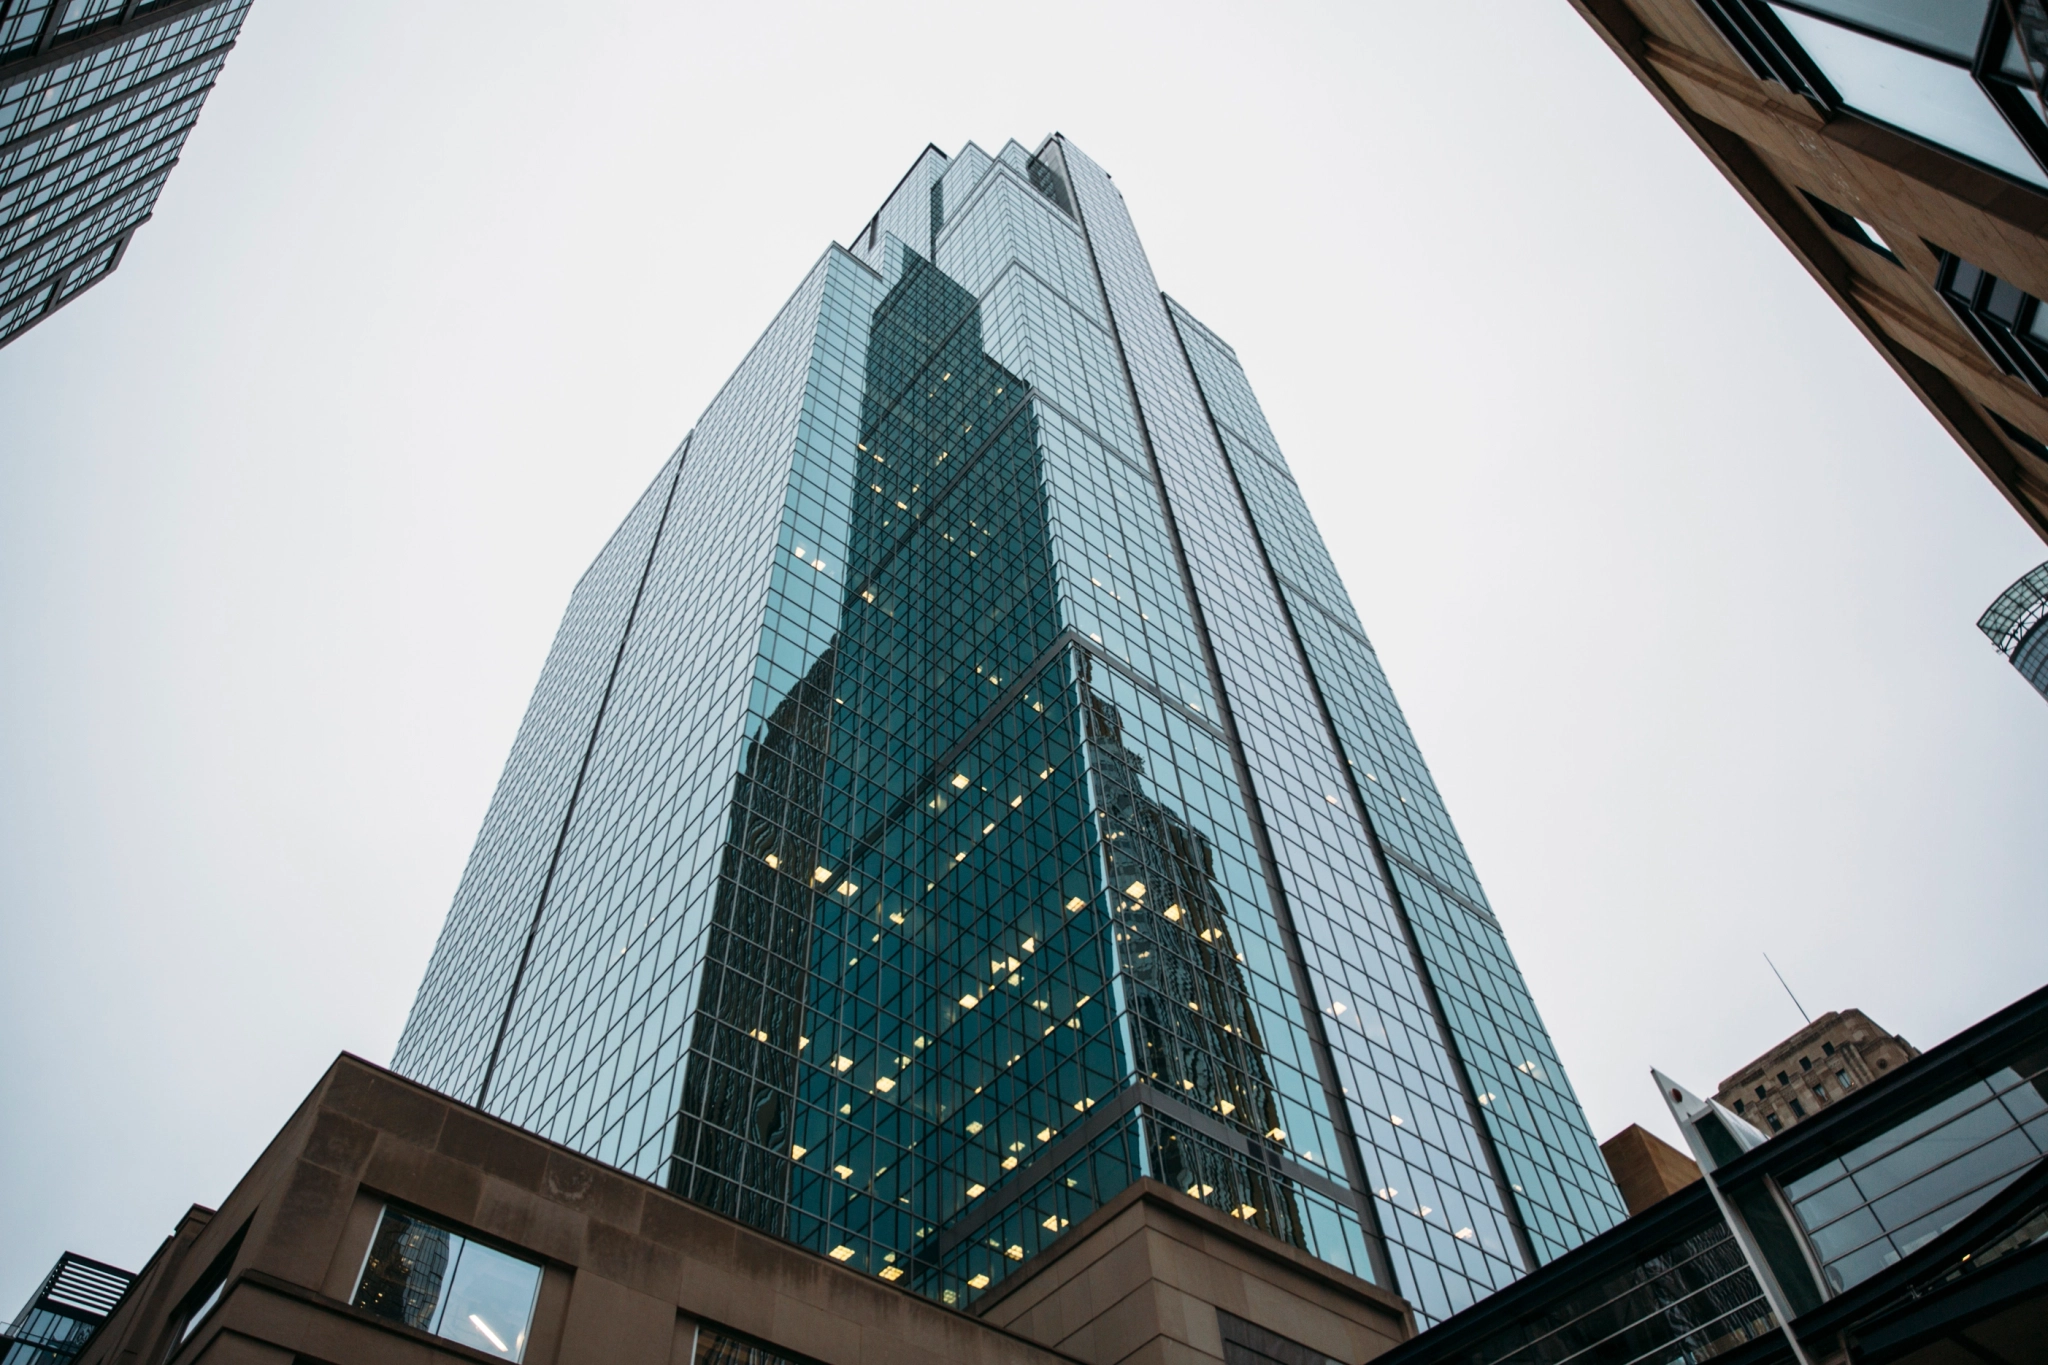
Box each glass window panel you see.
[1791,1171,1867,1228]
[1781,0,1990,60]
[353,1207,540,1362]
[1772,7,2048,188]
[1807,1203,1885,1261]
[1851,1096,2011,1200]
[438,1240,542,1360]
[1823,1234,1898,1291]
[1867,1128,2039,1233]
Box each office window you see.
[1790,1099,1808,1118]
[1824,1041,1836,1056]
[1814,1083,1829,1100]
[1935,249,2048,394]
[1695,1,2048,188]
[1756,1085,1768,1100]
[1735,1099,1748,1115]
[1768,1114,1785,1132]
[1801,1056,1814,1071]
[1839,1070,1854,1089]
[1779,1071,1792,1085]
[353,1207,541,1361]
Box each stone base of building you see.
[76,1056,1413,1365]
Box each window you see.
[1790,1099,1808,1117]
[1838,1069,1854,1088]
[1695,1,2048,188]
[1768,1114,1785,1132]
[1801,189,1901,261]
[1734,1099,1748,1114]
[1756,1085,1769,1100]
[1936,249,2048,392]
[1814,1082,1829,1100]
[1800,1056,1813,1071]
[1823,1041,1837,1056]
[1779,1071,1792,1085]
[353,1207,541,1361]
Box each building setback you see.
[0,0,251,349]
[1567,0,2048,543]
[1714,1007,1919,1134]
[391,135,1626,1327]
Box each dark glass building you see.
[393,136,1626,1325]
[1,1253,133,1365]
[1980,560,2048,701]
[0,0,250,349]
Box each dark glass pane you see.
[353,1209,451,1332]
[1986,277,2028,324]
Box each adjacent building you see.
[1,1252,134,1365]
[391,135,1627,1327]
[1567,1,2048,543]
[1714,1007,1920,1134]
[1597,1123,1701,1215]
[1980,559,2048,700]
[1379,982,2048,1365]
[0,0,251,349]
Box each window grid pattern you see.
[1166,300,1626,1266]
[392,445,688,1104]
[395,138,1610,1328]
[1057,137,1549,1324]
[1784,1060,2048,1291]
[0,0,247,345]
[1435,1212,1777,1365]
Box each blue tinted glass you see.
[391,138,1620,1329]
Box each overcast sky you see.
[4,0,2044,1304]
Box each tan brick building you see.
[1569,0,2048,544]
[1713,1007,1919,1133]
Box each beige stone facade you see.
[1713,1007,1919,1133]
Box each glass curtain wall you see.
[395,135,1620,1326]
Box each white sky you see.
[4,0,2044,1301]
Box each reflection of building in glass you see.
[1573,2,2048,543]
[393,136,1621,1325]
[0,0,253,349]
[1981,561,2048,702]
[1,1254,134,1365]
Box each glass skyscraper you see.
[0,0,251,348]
[394,136,1625,1325]
[1980,560,2048,702]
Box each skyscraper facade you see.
[393,136,1625,1325]
[0,0,250,349]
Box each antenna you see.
[1763,953,1811,1025]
